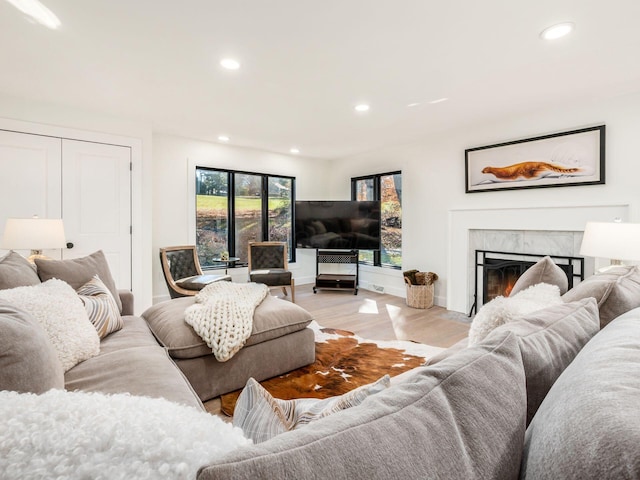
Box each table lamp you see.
[1,216,66,263]
[579,221,640,267]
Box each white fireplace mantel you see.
[447,204,630,313]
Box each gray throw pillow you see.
[521,308,640,479]
[197,331,527,480]
[35,250,122,313]
[486,297,600,425]
[562,265,640,327]
[0,250,41,290]
[510,256,568,296]
[0,300,64,393]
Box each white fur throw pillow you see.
[468,283,562,346]
[0,278,100,371]
[233,375,391,443]
[0,389,251,479]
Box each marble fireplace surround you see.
[447,204,630,314]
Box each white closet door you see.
[62,139,132,289]
[0,129,62,259]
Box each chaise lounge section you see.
[141,295,315,401]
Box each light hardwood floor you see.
[292,283,470,348]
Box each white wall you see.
[327,91,640,309]
[152,134,330,303]
[0,94,154,311]
[5,89,639,311]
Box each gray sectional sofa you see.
[2,249,639,479]
[0,250,204,409]
[196,263,640,479]
[0,250,315,410]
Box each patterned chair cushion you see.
[166,250,199,281]
[250,245,285,270]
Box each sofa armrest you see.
[119,290,134,316]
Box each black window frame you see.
[196,166,296,267]
[351,170,402,269]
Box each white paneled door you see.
[0,130,62,259]
[62,139,132,289]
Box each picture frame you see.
[465,125,605,193]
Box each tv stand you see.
[313,250,359,295]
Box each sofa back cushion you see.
[487,298,600,425]
[0,300,64,393]
[0,251,41,290]
[35,250,123,313]
[0,279,100,372]
[520,307,640,479]
[509,256,569,296]
[197,331,527,480]
[562,265,640,327]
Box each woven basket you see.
[404,277,434,309]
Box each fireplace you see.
[470,250,584,316]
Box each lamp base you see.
[27,249,48,264]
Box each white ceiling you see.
[2,0,640,159]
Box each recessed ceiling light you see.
[220,58,241,70]
[429,97,449,104]
[218,135,230,142]
[5,0,61,29]
[354,104,370,113]
[540,22,574,40]
[407,103,421,108]
[290,148,300,154]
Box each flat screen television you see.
[295,200,381,250]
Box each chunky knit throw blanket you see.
[184,282,269,362]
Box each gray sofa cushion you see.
[143,295,313,359]
[487,298,600,425]
[98,315,166,354]
[197,331,527,480]
[65,316,203,410]
[521,308,640,479]
[562,265,640,327]
[0,250,41,290]
[0,300,64,393]
[35,250,123,313]
[510,256,569,296]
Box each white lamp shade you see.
[1,218,66,250]
[580,222,640,262]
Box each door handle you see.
[66,242,74,249]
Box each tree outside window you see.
[352,172,402,268]
[196,167,295,267]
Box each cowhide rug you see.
[220,321,444,416]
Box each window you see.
[352,171,402,268]
[196,167,295,267]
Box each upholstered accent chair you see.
[248,242,295,303]
[160,246,231,299]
